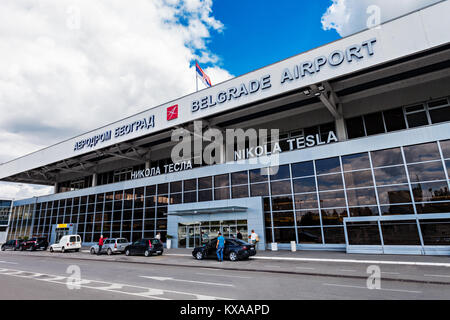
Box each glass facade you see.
[8,139,450,248]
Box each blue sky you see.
[207,0,341,77]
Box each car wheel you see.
[125,250,130,256]
[157,250,163,256]
[195,251,204,260]
[144,250,151,257]
[229,251,238,261]
[50,247,54,253]
[20,246,24,251]
[43,247,48,251]
[90,248,95,255]
[61,247,65,253]
[1,246,5,251]
[75,249,80,252]
[107,248,113,256]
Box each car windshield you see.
[117,239,128,243]
[233,239,249,245]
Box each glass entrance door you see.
[187,225,201,248]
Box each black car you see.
[20,237,49,251]
[1,239,24,251]
[124,238,164,257]
[192,238,256,261]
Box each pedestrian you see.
[216,232,225,262]
[250,229,259,250]
[236,229,243,240]
[98,235,104,255]
[155,232,161,240]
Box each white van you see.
[49,235,82,253]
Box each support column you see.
[54,182,59,194]
[335,116,348,142]
[92,173,97,187]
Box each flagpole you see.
[195,63,198,92]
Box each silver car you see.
[90,238,130,255]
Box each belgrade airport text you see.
[191,38,377,113]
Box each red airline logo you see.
[167,104,178,121]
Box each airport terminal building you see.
[1,2,450,255]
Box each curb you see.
[5,252,450,286]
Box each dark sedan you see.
[124,238,164,257]
[1,239,24,251]
[192,238,256,261]
[20,237,49,251]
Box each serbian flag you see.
[195,61,212,88]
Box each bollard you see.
[271,242,278,251]
[290,241,296,252]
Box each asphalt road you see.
[0,252,449,300]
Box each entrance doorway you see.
[178,220,247,248]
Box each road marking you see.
[382,272,400,275]
[165,253,191,257]
[0,261,19,265]
[424,274,450,278]
[0,267,231,300]
[195,273,252,279]
[140,276,234,287]
[252,256,450,267]
[323,283,422,294]
[295,267,314,270]
[340,269,356,272]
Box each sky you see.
[0,0,444,200]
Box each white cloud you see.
[0,0,232,200]
[321,0,443,37]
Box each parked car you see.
[1,239,24,251]
[49,235,82,253]
[20,237,49,251]
[90,238,130,255]
[124,238,163,257]
[192,238,256,261]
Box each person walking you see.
[98,235,104,255]
[236,230,243,240]
[250,229,259,250]
[216,232,225,262]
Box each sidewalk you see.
[2,248,450,285]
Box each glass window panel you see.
[371,148,403,167]
[446,160,450,178]
[169,193,182,205]
[298,227,323,244]
[291,161,314,178]
[143,219,155,230]
[296,210,321,226]
[346,188,377,206]
[250,183,269,197]
[407,161,446,182]
[374,166,408,186]
[381,221,421,245]
[416,202,450,214]
[419,219,450,245]
[321,208,347,225]
[342,152,370,171]
[404,142,441,163]
[383,107,406,132]
[249,168,269,183]
[406,112,429,128]
[380,204,414,216]
[184,179,197,191]
[270,180,292,196]
[292,177,316,194]
[271,196,293,211]
[264,212,272,228]
[272,211,295,227]
[346,221,381,245]
[364,112,385,135]
[429,106,450,124]
[265,228,273,244]
[231,171,248,185]
[184,191,197,203]
[198,176,212,189]
[214,174,229,187]
[145,185,156,196]
[317,173,343,191]
[323,227,346,244]
[156,207,167,218]
[231,185,249,199]
[198,189,212,202]
[170,181,182,193]
[315,157,341,175]
[157,183,168,194]
[268,165,290,181]
[412,181,450,202]
[346,116,365,139]
[319,190,346,208]
[214,187,230,200]
[344,170,374,188]
[294,193,318,210]
[349,206,379,217]
[440,140,450,159]
[273,228,296,243]
[377,185,412,204]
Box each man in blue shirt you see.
[216,232,225,262]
